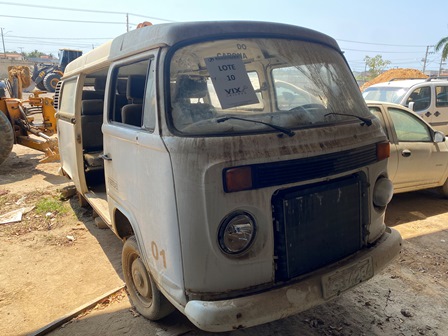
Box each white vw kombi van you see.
[55,21,401,332]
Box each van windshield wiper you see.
[216,116,295,137]
[324,112,372,126]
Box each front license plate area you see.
[322,257,373,299]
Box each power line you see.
[0,14,124,24]
[343,48,424,54]
[8,34,112,40]
[336,38,427,48]
[0,1,175,22]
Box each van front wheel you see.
[122,236,174,320]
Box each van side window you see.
[143,59,156,131]
[406,86,431,111]
[108,59,150,127]
[436,86,448,107]
[59,79,77,115]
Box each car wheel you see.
[440,179,448,198]
[122,236,174,320]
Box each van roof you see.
[367,79,427,89]
[64,21,340,77]
[366,77,448,90]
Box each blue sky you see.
[1,0,447,73]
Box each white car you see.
[367,101,448,196]
[363,78,448,134]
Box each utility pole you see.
[422,45,435,74]
[126,13,129,32]
[422,45,430,73]
[440,56,446,76]
[1,28,6,59]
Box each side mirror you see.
[434,131,446,143]
[408,101,415,111]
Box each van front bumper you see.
[184,227,402,332]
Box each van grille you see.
[53,81,62,110]
[223,144,377,192]
[272,173,368,281]
[254,144,376,188]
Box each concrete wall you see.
[0,59,34,79]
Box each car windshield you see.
[168,38,371,136]
[362,86,408,104]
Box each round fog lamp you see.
[218,211,256,255]
[373,177,394,207]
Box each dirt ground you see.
[1,145,448,336]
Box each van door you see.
[433,84,448,134]
[406,83,448,137]
[57,77,85,192]
[102,58,149,215]
[102,54,184,302]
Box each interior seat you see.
[121,75,145,127]
[80,99,104,170]
[172,75,215,129]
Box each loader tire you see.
[36,81,46,91]
[0,111,14,165]
[43,73,61,93]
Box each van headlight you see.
[373,177,394,208]
[218,211,256,255]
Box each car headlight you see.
[218,211,256,255]
[373,177,394,208]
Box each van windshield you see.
[168,38,370,136]
[362,86,408,104]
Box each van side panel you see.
[102,124,186,305]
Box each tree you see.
[364,55,391,80]
[435,36,448,61]
[25,49,46,58]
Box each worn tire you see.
[0,111,14,165]
[122,236,175,320]
[43,73,61,93]
[35,81,46,91]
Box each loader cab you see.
[58,49,83,72]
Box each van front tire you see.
[122,236,174,320]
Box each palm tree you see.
[435,37,448,61]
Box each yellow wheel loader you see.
[0,67,59,165]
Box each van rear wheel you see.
[122,236,174,320]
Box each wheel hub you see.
[131,257,152,299]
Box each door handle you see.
[100,153,112,161]
[401,149,411,157]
